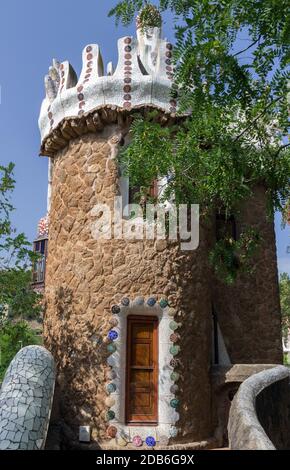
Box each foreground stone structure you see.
[228,366,290,450]
[37,11,282,449]
[0,346,55,450]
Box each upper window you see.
[32,239,48,285]
[126,316,158,424]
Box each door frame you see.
[125,315,159,425]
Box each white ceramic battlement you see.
[38,24,176,145]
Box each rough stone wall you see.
[212,185,282,364]
[44,128,213,446]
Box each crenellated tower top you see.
[38,14,177,156]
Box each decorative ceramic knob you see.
[170,398,180,409]
[108,330,118,341]
[106,383,116,394]
[107,344,117,354]
[132,435,143,447]
[169,321,179,331]
[111,305,120,314]
[147,297,156,307]
[121,297,130,306]
[159,299,168,309]
[106,410,115,421]
[170,345,180,356]
[145,436,156,447]
[107,426,117,438]
[170,372,180,382]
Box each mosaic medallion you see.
[107,344,117,354]
[132,435,143,447]
[106,410,115,421]
[159,299,168,309]
[106,383,116,394]
[170,398,180,409]
[169,321,178,331]
[105,396,115,408]
[108,330,118,341]
[145,436,156,447]
[170,358,179,368]
[107,426,117,438]
[167,308,176,317]
[109,318,119,327]
[121,297,130,307]
[170,345,180,356]
[170,372,180,382]
[170,333,180,343]
[147,298,156,307]
[170,384,179,394]
[111,305,120,314]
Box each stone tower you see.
[38,14,282,449]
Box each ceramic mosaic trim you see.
[39,23,179,142]
[76,44,104,117]
[37,214,49,238]
[0,346,56,450]
[105,296,180,446]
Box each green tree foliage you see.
[0,163,42,320]
[0,322,41,381]
[280,272,290,339]
[109,1,290,283]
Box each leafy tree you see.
[280,272,290,339]
[0,163,42,321]
[0,322,42,381]
[109,1,290,283]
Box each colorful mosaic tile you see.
[159,299,168,309]
[170,372,180,382]
[106,410,115,421]
[147,298,156,307]
[107,426,118,438]
[106,383,116,394]
[111,305,120,315]
[121,298,130,307]
[169,321,179,331]
[145,436,156,447]
[107,344,117,354]
[170,345,180,356]
[132,435,143,447]
[108,330,118,341]
[170,399,180,409]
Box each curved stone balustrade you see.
[228,365,290,450]
[0,346,56,450]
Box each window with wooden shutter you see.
[126,316,158,424]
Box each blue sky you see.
[0,0,289,275]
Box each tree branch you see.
[233,36,261,57]
[234,96,283,142]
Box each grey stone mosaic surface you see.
[0,346,56,450]
[228,365,290,450]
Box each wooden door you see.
[126,316,158,424]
